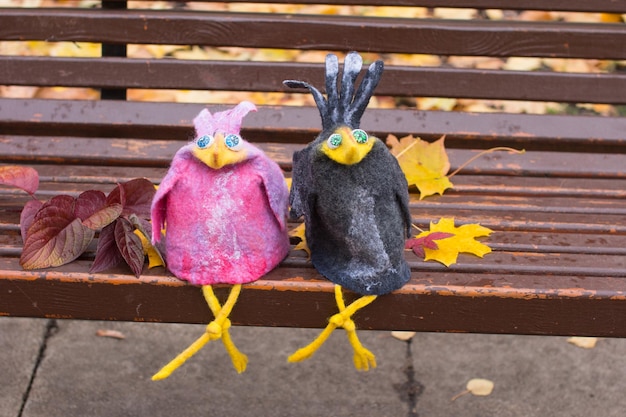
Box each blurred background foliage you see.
[1,1,624,116]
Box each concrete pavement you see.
[3,317,626,416]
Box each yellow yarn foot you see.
[152,284,247,381]
[346,328,377,371]
[221,326,248,373]
[288,285,377,371]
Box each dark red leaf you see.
[74,190,106,221]
[405,238,426,258]
[405,232,455,259]
[20,195,94,269]
[0,165,39,195]
[105,183,125,207]
[75,190,123,230]
[127,213,152,238]
[20,199,43,243]
[106,178,155,219]
[90,222,124,273]
[114,217,145,277]
[120,178,156,219]
[427,232,455,242]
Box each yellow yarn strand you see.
[152,284,247,381]
[288,285,378,371]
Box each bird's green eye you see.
[327,133,342,149]
[225,134,243,151]
[352,129,368,144]
[196,135,214,149]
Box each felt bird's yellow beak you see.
[192,133,247,169]
[321,126,375,165]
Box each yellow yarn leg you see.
[203,285,248,373]
[151,331,212,381]
[152,284,247,381]
[333,285,377,371]
[287,323,338,363]
[288,285,377,371]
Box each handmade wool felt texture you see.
[151,101,290,285]
[150,101,290,379]
[285,52,411,370]
[287,52,411,296]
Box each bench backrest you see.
[1,1,625,162]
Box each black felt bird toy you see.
[285,52,412,370]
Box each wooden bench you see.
[1,1,625,337]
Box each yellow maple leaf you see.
[414,218,492,267]
[387,134,453,199]
[134,229,165,269]
[289,223,310,258]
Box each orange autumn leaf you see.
[600,13,623,23]
[411,217,492,267]
[387,134,453,199]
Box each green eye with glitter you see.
[327,133,342,149]
[352,129,368,144]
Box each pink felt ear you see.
[193,108,215,138]
[193,101,257,137]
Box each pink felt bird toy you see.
[151,101,290,380]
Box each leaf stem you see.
[392,139,420,160]
[411,224,424,233]
[451,389,470,402]
[448,147,525,178]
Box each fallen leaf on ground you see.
[410,218,492,267]
[96,329,126,340]
[567,336,598,349]
[452,378,495,401]
[391,331,416,341]
[387,134,453,199]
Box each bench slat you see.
[2,256,626,336]
[3,164,625,198]
[3,57,626,105]
[4,169,625,209]
[215,0,626,13]
[3,9,626,59]
[1,99,625,152]
[1,136,625,178]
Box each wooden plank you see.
[1,99,625,152]
[216,0,626,13]
[2,9,626,59]
[2,256,626,336]
[2,57,626,105]
[2,134,625,178]
[411,194,626,216]
[3,165,626,198]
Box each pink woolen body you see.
[151,145,290,286]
